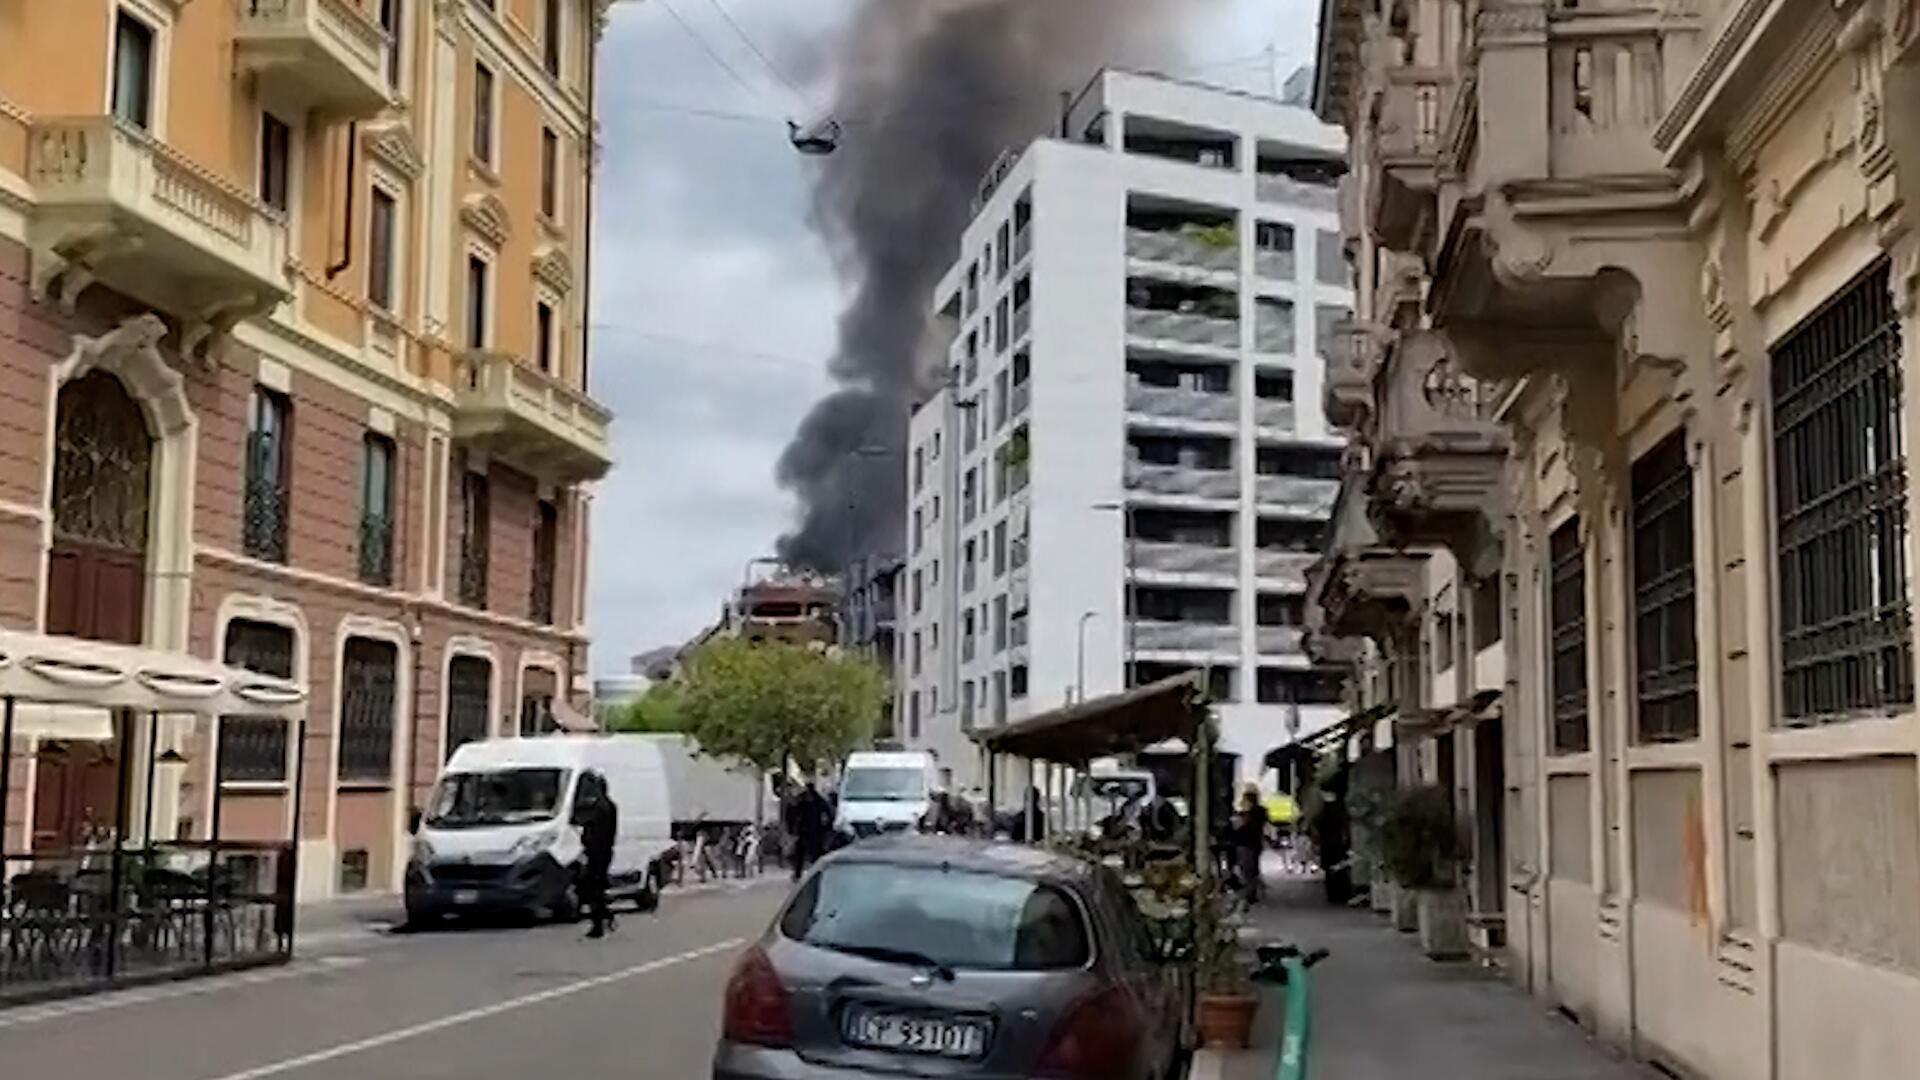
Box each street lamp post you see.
[1091,501,1137,688]
[1074,610,1097,703]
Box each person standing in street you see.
[786,779,831,880]
[1232,786,1267,906]
[576,770,618,939]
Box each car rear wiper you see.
[832,944,956,981]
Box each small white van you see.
[405,734,755,925]
[833,750,941,840]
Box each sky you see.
[585,0,1321,676]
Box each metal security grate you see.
[1631,432,1699,742]
[1548,519,1590,754]
[220,619,296,782]
[445,655,492,761]
[1772,259,1911,723]
[339,637,399,782]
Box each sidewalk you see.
[1206,872,1651,1080]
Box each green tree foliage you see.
[609,683,687,733]
[675,637,885,774]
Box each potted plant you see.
[1191,868,1258,1047]
[1345,778,1393,915]
[1379,784,1469,959]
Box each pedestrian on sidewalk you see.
[786,779,831,880]
[576,770,618,939]
[1232,786,1267,906]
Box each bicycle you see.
[1251,942,1330,1080]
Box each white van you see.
[405,734,755,925]
[833,750,941,840]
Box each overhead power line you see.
[702,0,822,112]
[657,0,776,109]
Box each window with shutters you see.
[379,0,404,89]
[531,500,558,625]
[368,187,397,312]
[445,655,492,760]
[1773,258,1911,724]
[1631,432,1699,742]
[259,113,291,213]
[339,638,399,783]
[111,11,154,130]
[540,127,559,220]
[243,388,291,563]
[458,469,490,608]
[359,434,395,586]
[1548,519,1590,754]
[221,620,296,783]
[472,60,495,165]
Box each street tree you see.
[676,636,884,775]
[608,683,688,733]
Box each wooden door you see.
[45,369,153,645]
[31,738,123,854]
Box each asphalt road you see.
[0,879,790,1080]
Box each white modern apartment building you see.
[899,71,1353,796]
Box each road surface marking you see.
[196,937,746,1080]
[0,957,367,1031]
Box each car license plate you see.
[843,1009,986,1058]
[452,890,478,905]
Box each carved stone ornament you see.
[1475,3,1549,39]
[532,245,574,295]
[1483,191,1554,289]
[460,192,511,247]
[365,124,425,180]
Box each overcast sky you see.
[585,0,1318,675]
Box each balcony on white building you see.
[1133,619,1240,654]
[1256,625,1307,655]
[1132,540,1238,578]
[1126,277,1239,352]
[1255,549,1317,588]
[1125,462,1239,501]
[1126,382,1237,426]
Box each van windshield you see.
[425,768,570,828]
[840,767,927,802]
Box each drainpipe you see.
[579,20,599,393]
[325,122,359,280]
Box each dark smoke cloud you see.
[774,0,1232,571]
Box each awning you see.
[0,629,308,722]
[1264,700,1393,771]
[969,672,1205,762]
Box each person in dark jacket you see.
[786,780,831,880]
[576,771,618,939]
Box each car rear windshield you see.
[781,862,1090,971]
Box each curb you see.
[1188,1048,1227,1079]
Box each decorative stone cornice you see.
[460,191,510,247]
[364,123,425,180]
[532,245,574,295]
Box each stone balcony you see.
[454,351,613,484]
[1322,317,1391,435]
[1367,330,1509,577]
[26,117,291,358]
[1312,545,1428,647]
[1125,227,1238,277]
[1371,65,1455,250]
[234,0,392,119]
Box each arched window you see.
[51,370,153,553]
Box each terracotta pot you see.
[1194,991,1259,1048]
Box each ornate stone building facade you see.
[0,0,612,901]
[1311,0,1919,1074]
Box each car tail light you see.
[1035,984,1143,1077]
[721,946,794,1048]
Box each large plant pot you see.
[1417,887,1470,961]
[1390,883,1419,932]
[1370,874,1392,914]
[1195,992,1259,1049]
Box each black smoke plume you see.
[774,0,1230,571]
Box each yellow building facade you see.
[0,0,613,902]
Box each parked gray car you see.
[712,834,1186,1079]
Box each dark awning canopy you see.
[969,671,1206,762]
[1264,699,1394,771]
